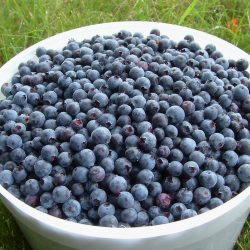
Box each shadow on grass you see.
[0,201,31,250]
[235,219,250,250]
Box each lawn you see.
[0,0,250,249]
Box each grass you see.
[0,0,249,249]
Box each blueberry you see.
[136,121,153,135]
[156,193,172,210]
[36,47,46,57]
[36,61,51,73]
[167,161,183,177]
[108,175,127,194]
[157,145,170,158]
[79,194,91,211]
[176,188,193,205]
[193,187,211,205]
[11,123,26,135]
[207,198,223,209]
[7,185,21,198]
[120,208,137,224]
[233,84,249,101]
[131,184,148,201]
[179,138,196,155]
[40,192,54,209]
[117,104,132,115]
[191,111,204,125]
[154,128,165,141]
[34,160,52,178]
[40,176,54,192]
[204,105,218,120]
[222,150,238,168]
[65,101,80,117]
[74,149,96,168]
[139,154,155,170]
[0,170,14,188]
[131,108,146,122]
[139,132,157,152]
[199,170,217,189]
[71,183,84,196]
[217,185,232,202]
[41,145,58,162]
[98,202,115,218]
[200,119,216,136]
[25,195,39,207]
[10,148,26,164]
[24,179,40,195]
[147,205,162,219]
[198,207,210,214]
[135,77,151,91]
[44,106,58,119]
[163,176,181,193]
[169,148,183,162]
[125,147,142,163]
[90,188,107,207]
[150,215,169,225]
[13,91,27,106]
[238,139,250,155]
[170,67,183,81]
[204,158,220,172]
[98,113,116,129]
[92,93,108,108]
[183,161,199,177]
[52,185,70,203]
[216,114,231,129]
[189,151,205,167]
[137,169,154,186]
[89,166,105,183]
[94,144,109,162]
[130,95,146,108]
[110,133,123,150]
[43,91,57,105]
[99,215,118,227]
[236,58,249,71]
[29,111,45,128]
[91,126,111,145]
[129,66,144,80]
[170,203,187,219]
[115,157,132,176]
[183,177,198,191]
[122,125,135,137]
[237,164,250,182]
[145,100,160,116]
[62,199,81,218]
[222,137,237,151]
[166,106,185,124]
[134,211,149,226]
[99,158,114,174]
[173,54,187,69]
[6,134,22,150]
[72,167,88,183]
[3,109,18,122]
[70,134,87,152]
[117,191,134,209]
[181,209,197,219]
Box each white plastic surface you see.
[0,21,250,250]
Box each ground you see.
[0,0,250,249]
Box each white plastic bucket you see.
[0,21,250,250]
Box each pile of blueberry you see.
[0,29,250,228]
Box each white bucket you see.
[0,21,250,250]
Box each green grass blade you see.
[178,0,199,25]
